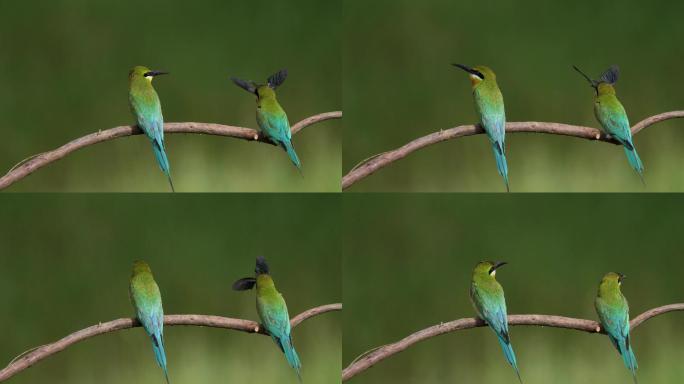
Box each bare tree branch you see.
[342,111,684,190]
[0,111,342,190]
[342,303,684,381]
[0,303,341,382]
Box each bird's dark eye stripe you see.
[474,71,485,79]
[143,72,153,77]
[488,266,495,274]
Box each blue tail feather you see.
[282,140,302,171]
[492,142,509,192]
[618,338,638,383]
[623,143,644,183]
[280,336,302,381]
[497,334,521,383]
[151,334,170,384]
[151,140,174,192]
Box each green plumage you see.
[470,261,522,382]
[128,66,174,191]
[595,272,638,383]
[231,70,301,170]
[574,65,644,180]
[232,257,302,381]
[453,64,509,191]
[129,261,169,384]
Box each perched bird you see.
[453,64,509,191]
[128,65,174,191]
[129,260,170,383]
[231,69,301,171]
[573,65,644,181]
[233,256,302,381]
[470,261,522,382]
[595,272,638,383]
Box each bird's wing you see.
[257,108,291,144]
[130,279,163,337]
[472,284,509,341]
[475,92,506,145]
[596,297,629,346]
[141,111,164,147]
[595,97,631,142]
[136,300,164,338]
[130,91,165,145]
[257,293,291,342]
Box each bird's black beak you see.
[452,63,477,75]
[145,71,169,77]
[618,273,626,282]
[492,261,508,271]
[572,65,596,88]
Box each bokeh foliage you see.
[343,194,684,383]
[0,195,341,383]
[343,0,684,191]
[0,0,341,191]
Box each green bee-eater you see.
[470,261,522,382]
[573,65,644,181]
[595,272,638,383]
[231,69,301,171]
[129,260,170,383]
[128,65,174,191]
[453,64,509,191]
[233,256,302,381]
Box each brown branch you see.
[0,111,342,190]
[342,303,684,381]
[341,110,684,190]
[0,303,341,382]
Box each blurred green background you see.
[343,0,684,191]
[343,195,684,383]
[0,1,341,192]
[0,195,340,383]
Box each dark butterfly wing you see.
[600,65,620,84]
[267,69,288,89]
[231,77,258,94]
[232,277,257,291]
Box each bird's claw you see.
[254,324,260,333]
